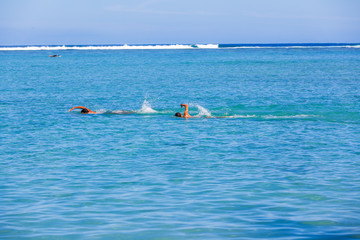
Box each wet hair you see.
[81,109,89,114]
[174,112,182,117]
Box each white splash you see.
[137,100,157,113]
[194,104,212,117]
[95,109,108,114]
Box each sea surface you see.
[1,44,360,239]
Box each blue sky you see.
[0,0,359,45]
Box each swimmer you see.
[69,106,97,114]
[69,106,135,114]
[49,54,61,57]
[174,104,235,119]
[174,104,192,118]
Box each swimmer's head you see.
[174,112,182,117]
[81,109,89,114]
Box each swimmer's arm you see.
[68,106,96,113]
[181,104,191,118]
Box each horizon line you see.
[0,42,360,47]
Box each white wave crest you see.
[137,100,157,114]
[0,45,68,51]
[227,45,360,49]
[1,44,359,51]
[0,44,219,51]
[345,45,360,48]
[195,44,219,49]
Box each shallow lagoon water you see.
[1,46,360,239]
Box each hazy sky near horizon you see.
[0,0,359,45]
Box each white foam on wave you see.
[222,46,319,49]
[0,45,68,51]
[227,45,360,49]
[195,44,219,49]
[1,44,358,51]
[345,45,360,48]
[0,44,219,51]
[137,100,157,114]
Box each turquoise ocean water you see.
[1,44,360,239]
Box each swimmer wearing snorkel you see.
[69,106,97,114]
[174,104,192,118]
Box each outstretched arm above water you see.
[181,104,192,118]
[69,106,97,114]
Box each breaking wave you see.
[0,44,219,51]
[1,43,358,51]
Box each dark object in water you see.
[49,54,61,57]
[81,108,89,114]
